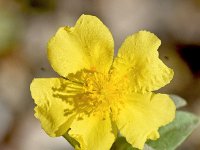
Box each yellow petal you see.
[68,114,117,150]
[30,78,76,137]
[112,31,173,93]
[116,92,176,149]
[48,15,114,77]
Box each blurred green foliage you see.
[16,0,56,13]
[0,9,23,55]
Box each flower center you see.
[52,70,125,120]
[52,70,127,120]
[78,71,119,118]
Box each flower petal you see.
[30,78,76,137]
[112,31,173,93]
[48,15,114,77]
[68,114,117,150]
[116,92,176,149]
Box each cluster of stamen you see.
[52,70,125,120]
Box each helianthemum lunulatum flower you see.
[30,15,176,150]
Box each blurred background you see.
[0,0,200,149]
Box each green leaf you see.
[147,111,200,150]
[111,136,155,150]
[170,94,187,109]
[111,136,137,150]
[111,111,199,150]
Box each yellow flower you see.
[30,15,176,150]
